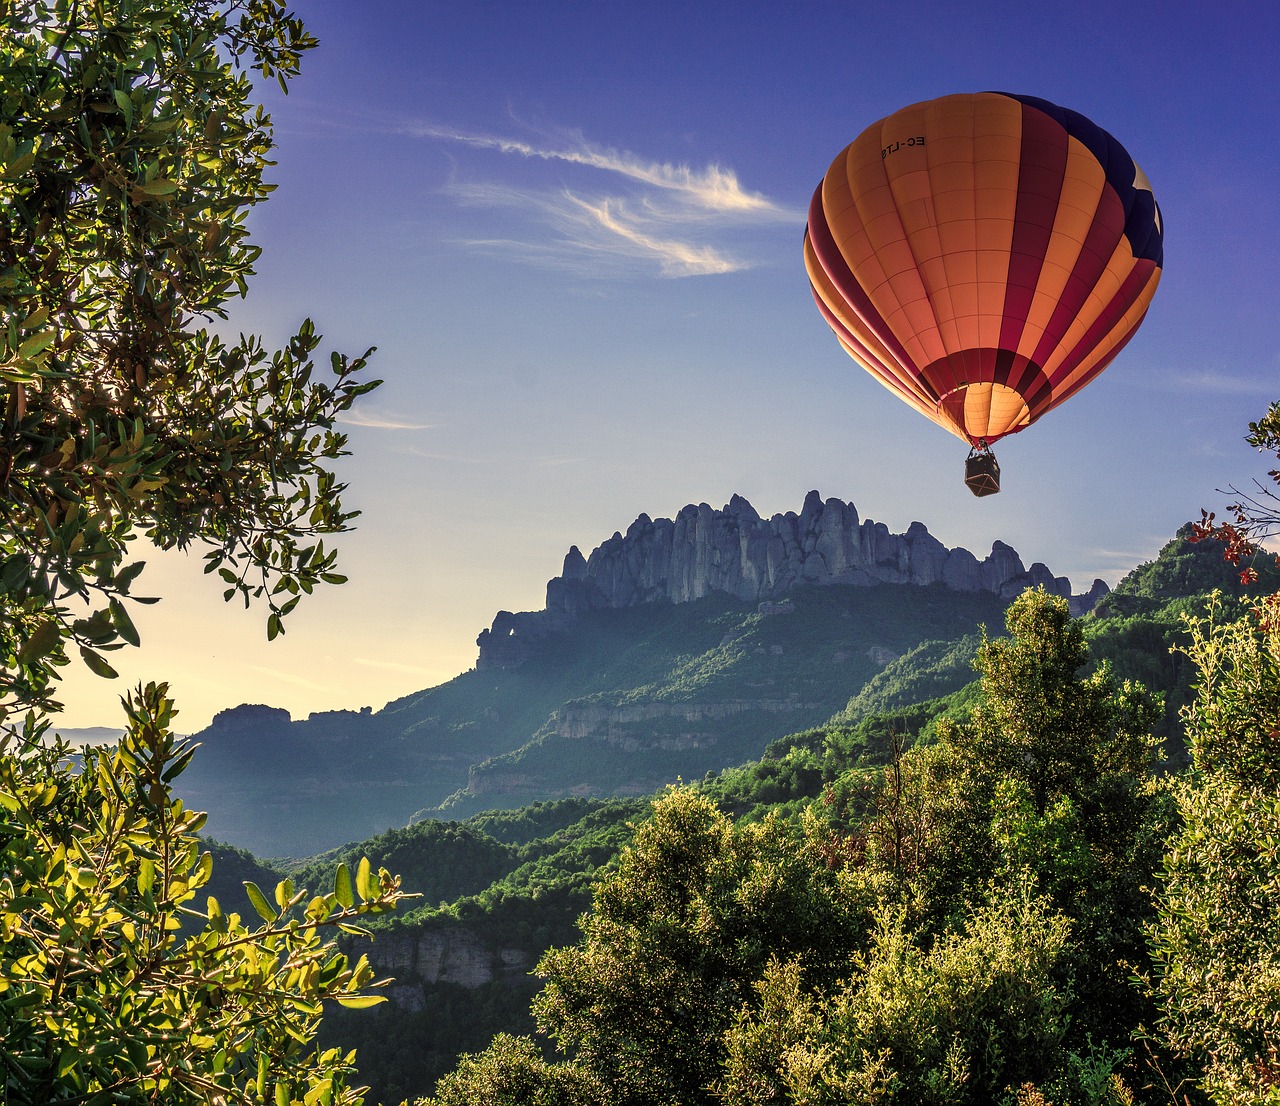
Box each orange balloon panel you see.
[805,92,1163,445]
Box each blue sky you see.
[57,0,1280,729]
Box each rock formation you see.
[367,925,532,1010]
[205,703,292,732]
[477,491,1104,669]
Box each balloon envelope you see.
[805,92,1163,446]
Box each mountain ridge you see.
[173,492,1108,855]
[477,490,1106,669]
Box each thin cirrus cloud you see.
[339,408,436,431]
[408,121,797,277]
[1176,370,1278,396]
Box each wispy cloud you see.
[409,120,797,277]
[446,180,741,277]
[565,194,738,276]
[339,407,435,430]
[410,123,791,218]
[1176,370,1278,396]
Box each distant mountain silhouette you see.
[173,493,1103,857]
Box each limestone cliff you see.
[366,924,533,1010]
[477,491,1105,669]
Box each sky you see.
[54,0,1280,731]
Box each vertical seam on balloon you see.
[999,102,1068,399]
[872,109,944,385]
[806,186,932,406]
[1029,175,1125,381]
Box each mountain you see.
[476,489,1089,667]
[211,526,1279,1105]
[173,492,1103,857]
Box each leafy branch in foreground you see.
[0,682,412,1105]
[0,0,379,714]
[1191,399,1280,583]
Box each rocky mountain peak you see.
[478,493,1106,669]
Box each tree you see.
[423,1034,601,1106]
[0,683,409,1104]
[891,590,1165,1052]
[1190,400,1280,583]
[0,3,406,1102]
[531,789,878,1106]
[720,890,1089,1105]
[0,0,378,714]
[1148,591,1280,1105]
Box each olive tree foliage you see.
[0,3,408,1102]
[0,682,410,1105]
[1148,591,1280,1105]
[0,0,378,713]
[530,790,882,1106]
[720,891,1103,1106]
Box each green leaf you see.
[355,856,373,901]
[79,646,119,679]
[244,880,277,922]
[160,745,197,782]
[193,850,213,888]
[116,561,147,591]
[333,863,353,909]
[138,179,179,196]
[17,620,60,664]
[2,150,35,177]
[109,599,141,647]
[16,330,56,360]
[335,994,386,1009]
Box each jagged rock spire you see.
[479,493,1100,669]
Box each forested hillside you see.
[175,581,1015,855]
[208,529,1277,1104]
[417,579,1280,1105]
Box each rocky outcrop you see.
[368,925,532,1010]
[206,704,292,732]
[1070,578,1111,617]
[551,698,816,749]
[477,492,1106,669]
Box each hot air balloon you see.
[804,92,1163,496]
